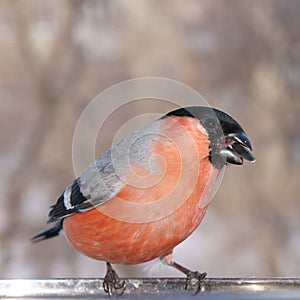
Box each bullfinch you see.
[32,106,255,295]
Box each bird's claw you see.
[185,271,207,295]
[103,267,126,296]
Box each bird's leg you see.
[173,261,207,294]
[161,253,207,294]
[103,262,126,296]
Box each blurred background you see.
[0,0,299,278]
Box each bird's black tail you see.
[31,220,63,243]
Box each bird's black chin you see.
[220,132,255,165]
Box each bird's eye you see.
[205,118,216,129]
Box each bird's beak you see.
[221,132,255,165]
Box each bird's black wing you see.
[47,119,161,223]
[47,150,125,223]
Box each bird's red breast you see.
[63,116,220,264]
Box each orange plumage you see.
[64,116,218,264]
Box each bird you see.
[32,106,255,295]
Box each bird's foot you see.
[103,263,126,296]
[185,271,207,295]
[160,254,207,295]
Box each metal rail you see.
[1,277,300,299]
